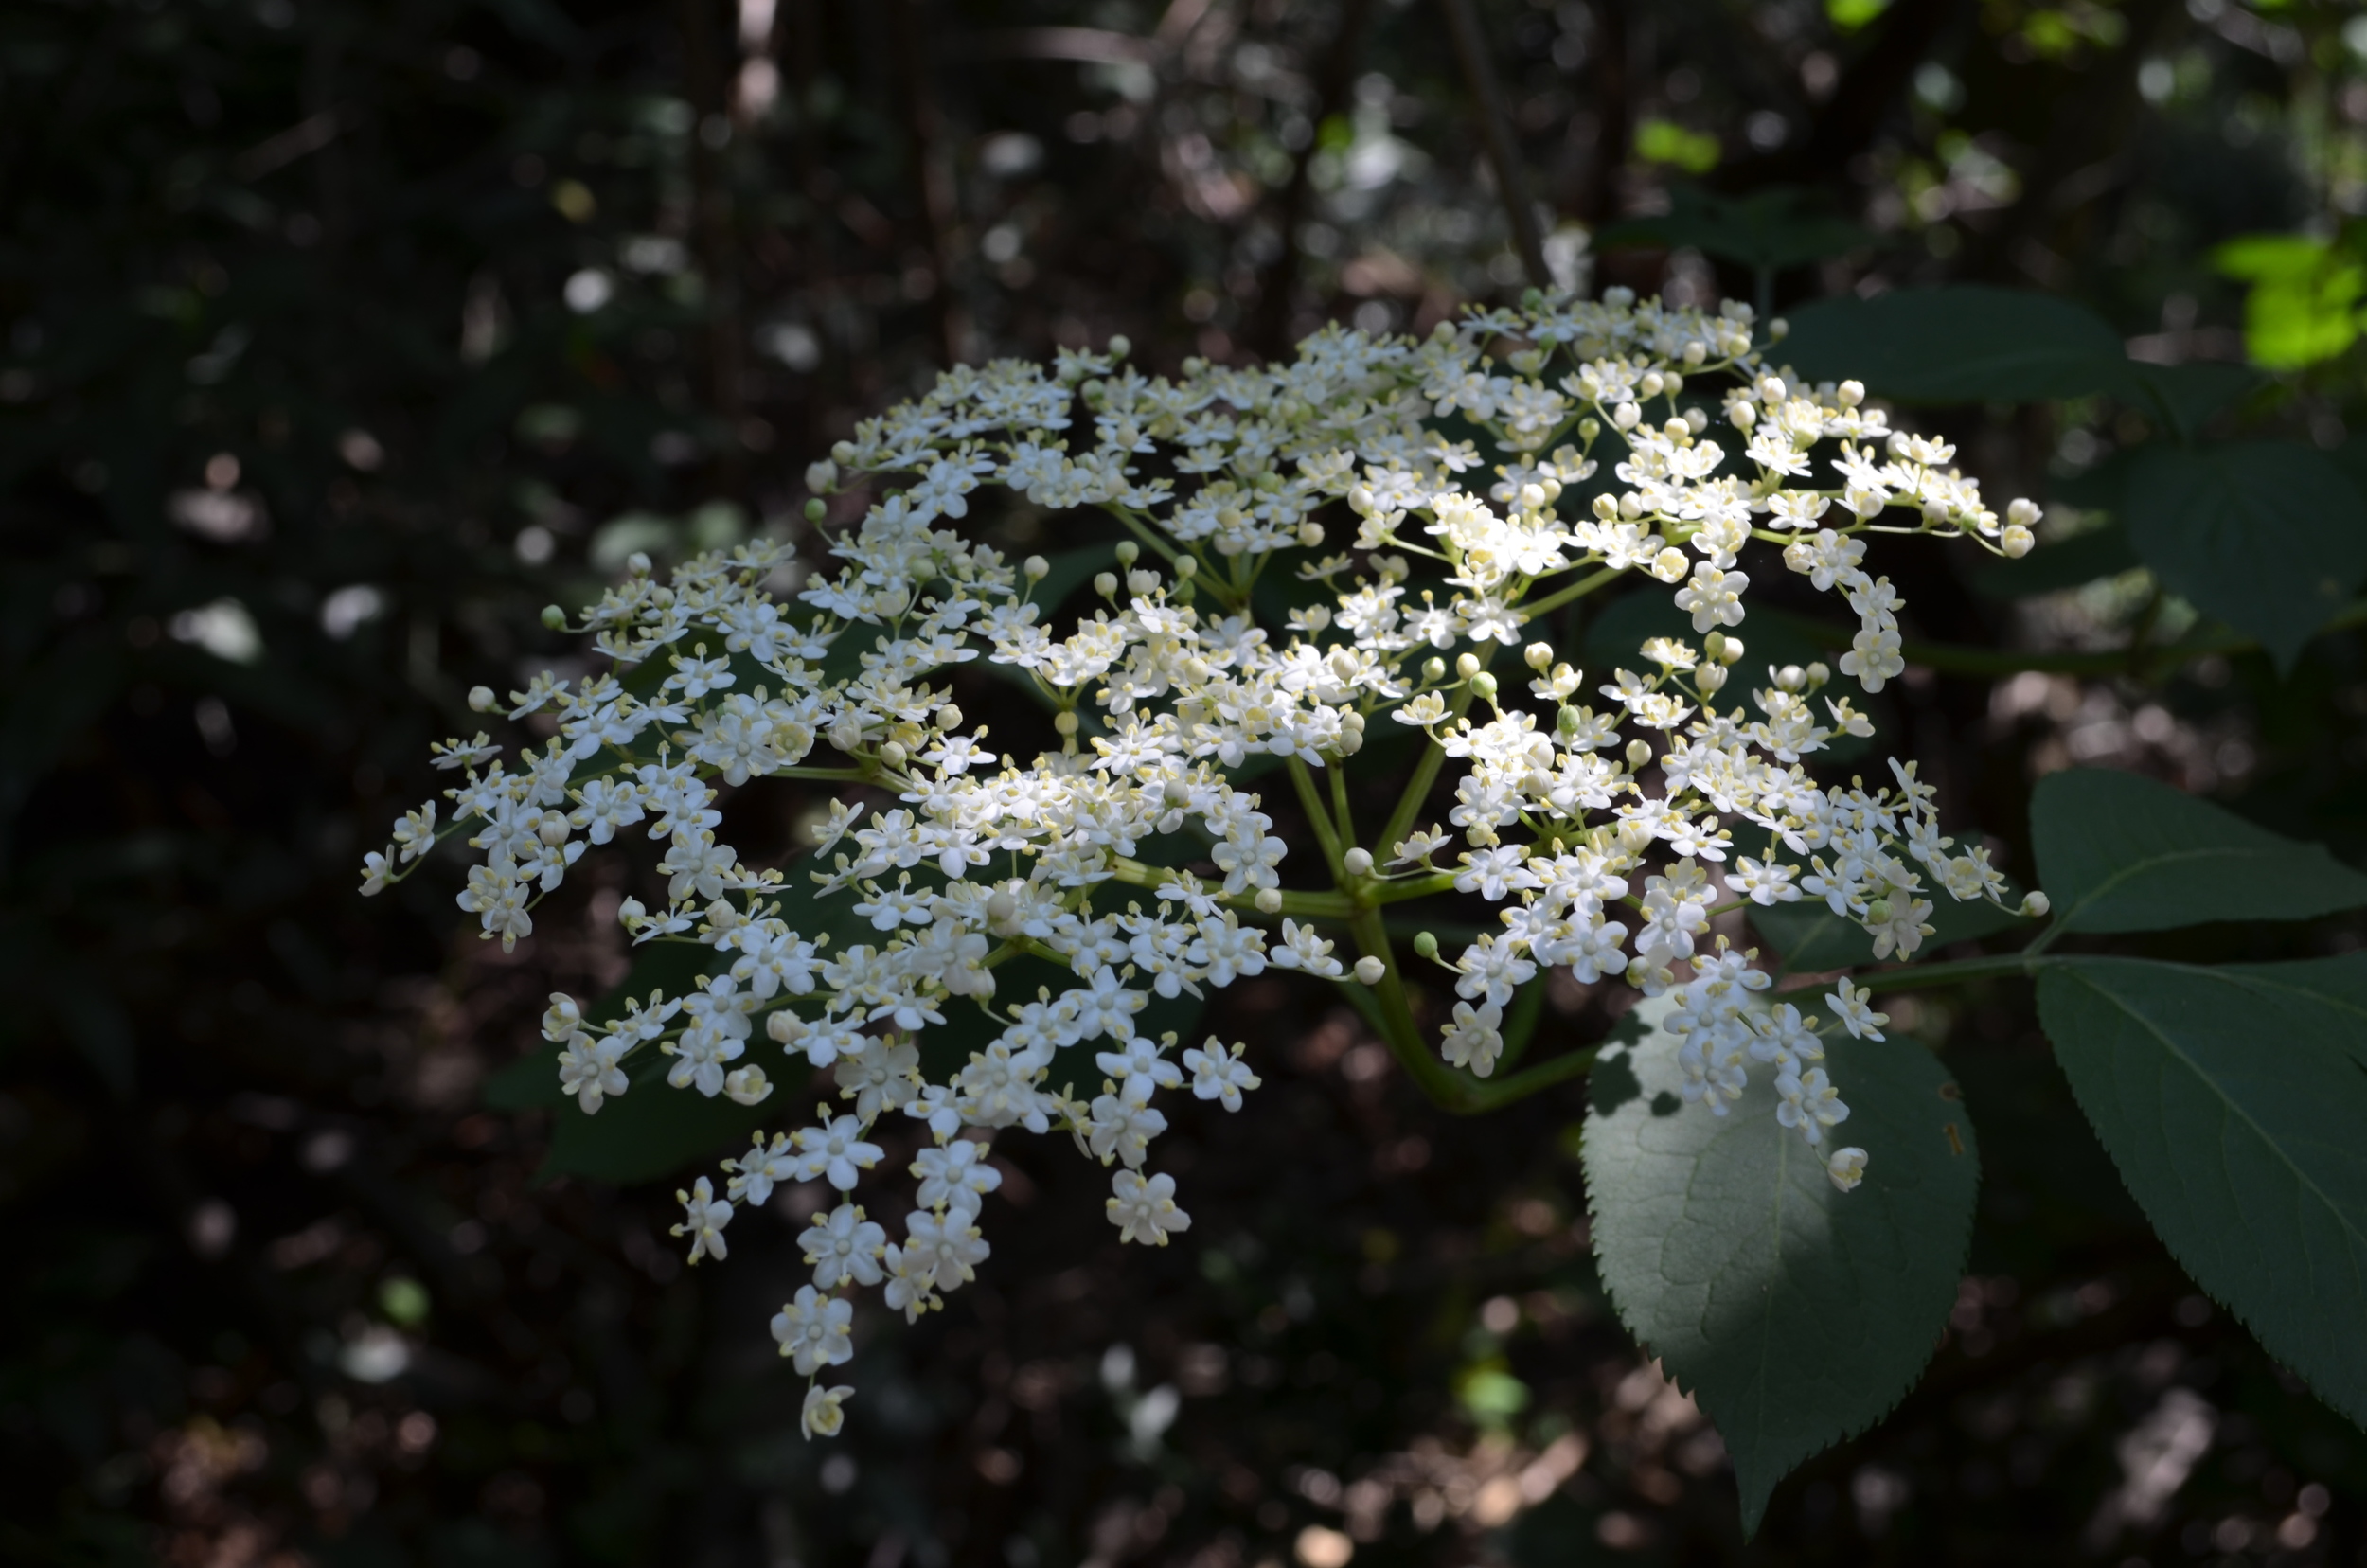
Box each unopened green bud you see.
[1412,931,1439,961]
[540,604,568,630]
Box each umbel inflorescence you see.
[362,291,2046,1437]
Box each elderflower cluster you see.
[360,288,2045,1434]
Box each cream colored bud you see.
[1114,540,1139,567]
[1342,709,1365,732]
[1625,739,1652,768]
[1593,493,1621,522]
[1423,656,1446,683]
[1696,663,1727,693]
[879,739,908,768]
[1776,664,1806,691]
[1128,568,1160,596]
[1652,547,1689,582]
[723,1065,773,1107]
[618,897,647,927]
[1718,636,1744,666]
[1023,554,1049,581]
[1730,401,1757,431]
[468,685,498,713]
[766,1009,807,1045]
[1685,407,1709,435]
[1255,888,1284,914]
[2020,891,2052,918]
[2002,525,2035,559]
[830,439,858,465]
[806,458,839,493]
[1524,641,1554,671]
[1683,341,1707,366]
[1343,847,1374,877]
[1612,401,1640,430]
[1454,652,1481,679]
[1664,372,1684,396]
[936,703,963,729]
[1640,372,1664,399]
[1354,955,1388,986]
[1619,491,1644,520]
[986,889,1018,926]
[1108,334,1130,358]
[1806,661,1831,687]
[1837,380,1865,409]
[537,811,571,846]
[1174,556,1198,579]
[1164,777,1193,808]
[1094,571,1118,598]
[1053,711,1079,737]
[1520,483,1548,512]
[1296,521,1324,548]
[1770,317,1789,340]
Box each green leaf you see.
[2122,440,2367,671]
[2100,360,2261,440]
[2037,957,2367,1429]
[2211,233,2366,371]
[543,1054,777,1186]
[2215,953,2367,1071]
[2031,768,2367,934]
[1584,1019,1979,1533]
[1749,893,2028,971]
[1595,186,1874,275]
[1777,286,2127,404]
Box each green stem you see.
[1104,856,1356,919]
[1329,758,1359,850]
[1791,952,2053,997]
[1345,905,1476,1108]
[1494,973,1550,1072]
[1371,869,1460,905]
[1455,1044,1599,1114]
[1288,757,1346,870]
[1517,565,1624,623]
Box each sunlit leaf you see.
[1584,1017,1978,1533]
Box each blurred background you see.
[6,0,2367,1562]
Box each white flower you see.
[368,292,2042,1428]
[1181,1040,1260,1110]
[1107,1169,1191,1245]
[1827,978,1890,1041]
[669,1177,732,1265]
[770,1284,854,1374]
[1825,1147,1869,1192]
[800,1203,888,1289]
[801,1383,855,1439]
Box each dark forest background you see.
[7,0,2367,1563]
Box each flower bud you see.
[804,498,827,523]
[1094,571,1118,599]
[1806,661,1831,688]
[1718,635,1744,666]
[2001,525,2034,559]
[469,685,498,713]
[1625,739,1652,768]
[1108,334,1130,358]
[540,604,569,630]
[1114,541,1142,570]
[618,897,647,928]
[1579,417,1600,440]
[766,1009,807,1046]
[1468,671,1498,700]
[1770,317,1789,340]
[1696,663,1727,693]
[1524,641,1554,671]
[1412,931,1439,960]
[537,811,571,846]
[1023,554,1050,581]
[806,458,839,493]
[723,1065,773,1106]
[1298,522,1326,548]
[1703,632,1726,663]
[1128,568,1161,597]
[1255,888,1284,914]
[830,440,857,465]
[1864,899,1893,925]
[1422,657,1447,683]
[1343,847,1374,876]
[879,740,908,768]
[986,889,1018,928]
[1354,955,1388,986]
[2020,891,2051,918]
[1454,652,1480,679]
[1174,556,1197,579]
[1053,711,1078,737]
[936,703,963,729]
[1837,381,1865,410]
[1557,705,1581,737]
